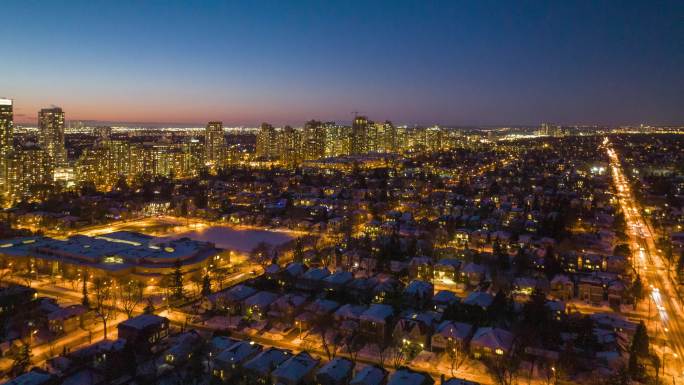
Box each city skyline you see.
[2,1,684,127]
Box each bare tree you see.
[375,342,388,368]
[446,341,468,377]
[388,343,407,368]
[344,331,366,367]
[117,279,144,319]
[92,277,117,339]
[486,353,520,385]
[250,242,272,267]
[320,328,341,361]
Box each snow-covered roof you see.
[244,291,279,309]
[243,347,291,376]
[435,258,462,269]
[305,299,340,314]
[433,290,459,305]
[471,327,514,352]
[462,263,486,274]
[302,267,331,281]
[387,369,430,385]
[463,292,494,309]
[350,365,386,385]
[334,304,368,320]
[284,262,306,277]
[215,340,262,365]
[435,321,473,340]
[118,314,167,330]
[208,284,257,303]
[2,370,55,385]
[271,352,319,383]
[403,280,433,296]
[316,357,353,382]
[360,304,394,323]
[323,271,353,285]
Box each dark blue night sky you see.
[2,0,683,126]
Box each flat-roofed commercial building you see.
[0,231,230,286]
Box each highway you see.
[606,137,684,382]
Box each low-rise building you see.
[315,357,354,385]
[270,351,319,385]
[470,327,514,358]
[213,340,262,382]
[117,314,169,353]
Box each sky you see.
[1,1,683,127]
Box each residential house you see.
[359,304,394,344]
[296,267,331,292]
[403,280,434,309]
[323,271,354,293]
[2,369,57,385]
[333,304,367,336]
[316,357,354,385]
[243,291,279,321]
[578,277,604,304]
[270,351,319,385]
[470,327,514,358]
[213,341,262,382]
[463,292,494,310]
[243,347,292,385]
[408,257,433,281]
[117,314,169,353]
[295,299,340,332]
[461,263,486,286]
[431,321,473,351]
[549,275,574,301]
[47,305,87,335]
[386,368,434,385]
[206,284,258,314]
[350,365,387,385]
[393,311,440,350]
[347,278,377,303]
[372,275,403,303]
[163,330,203,366]
[434,259,462,285]
[432,290,459,313]
[267,294,308,324]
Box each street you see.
[606,138,684,383]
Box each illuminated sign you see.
[0,99,12,106]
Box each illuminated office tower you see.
[406,127,424,152]
[6,146,53,204]
[425,126,444,152]
[149,144,184,178]
[183,138,205,177]
[368,120,396,153]
[302,120,326,160]
[76,145,115,191]
[0,98,13,194]
[38,107,66,166]
[76,140,133,191]
[324,122,350,157]
[205,121,225,170]
[380,121,397,153]
[256,122,278,159]
[395,126,408,152]
[538,122,563,137]
[351,115,368,155]
[366,121,379,153]
[278,125,301,167]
